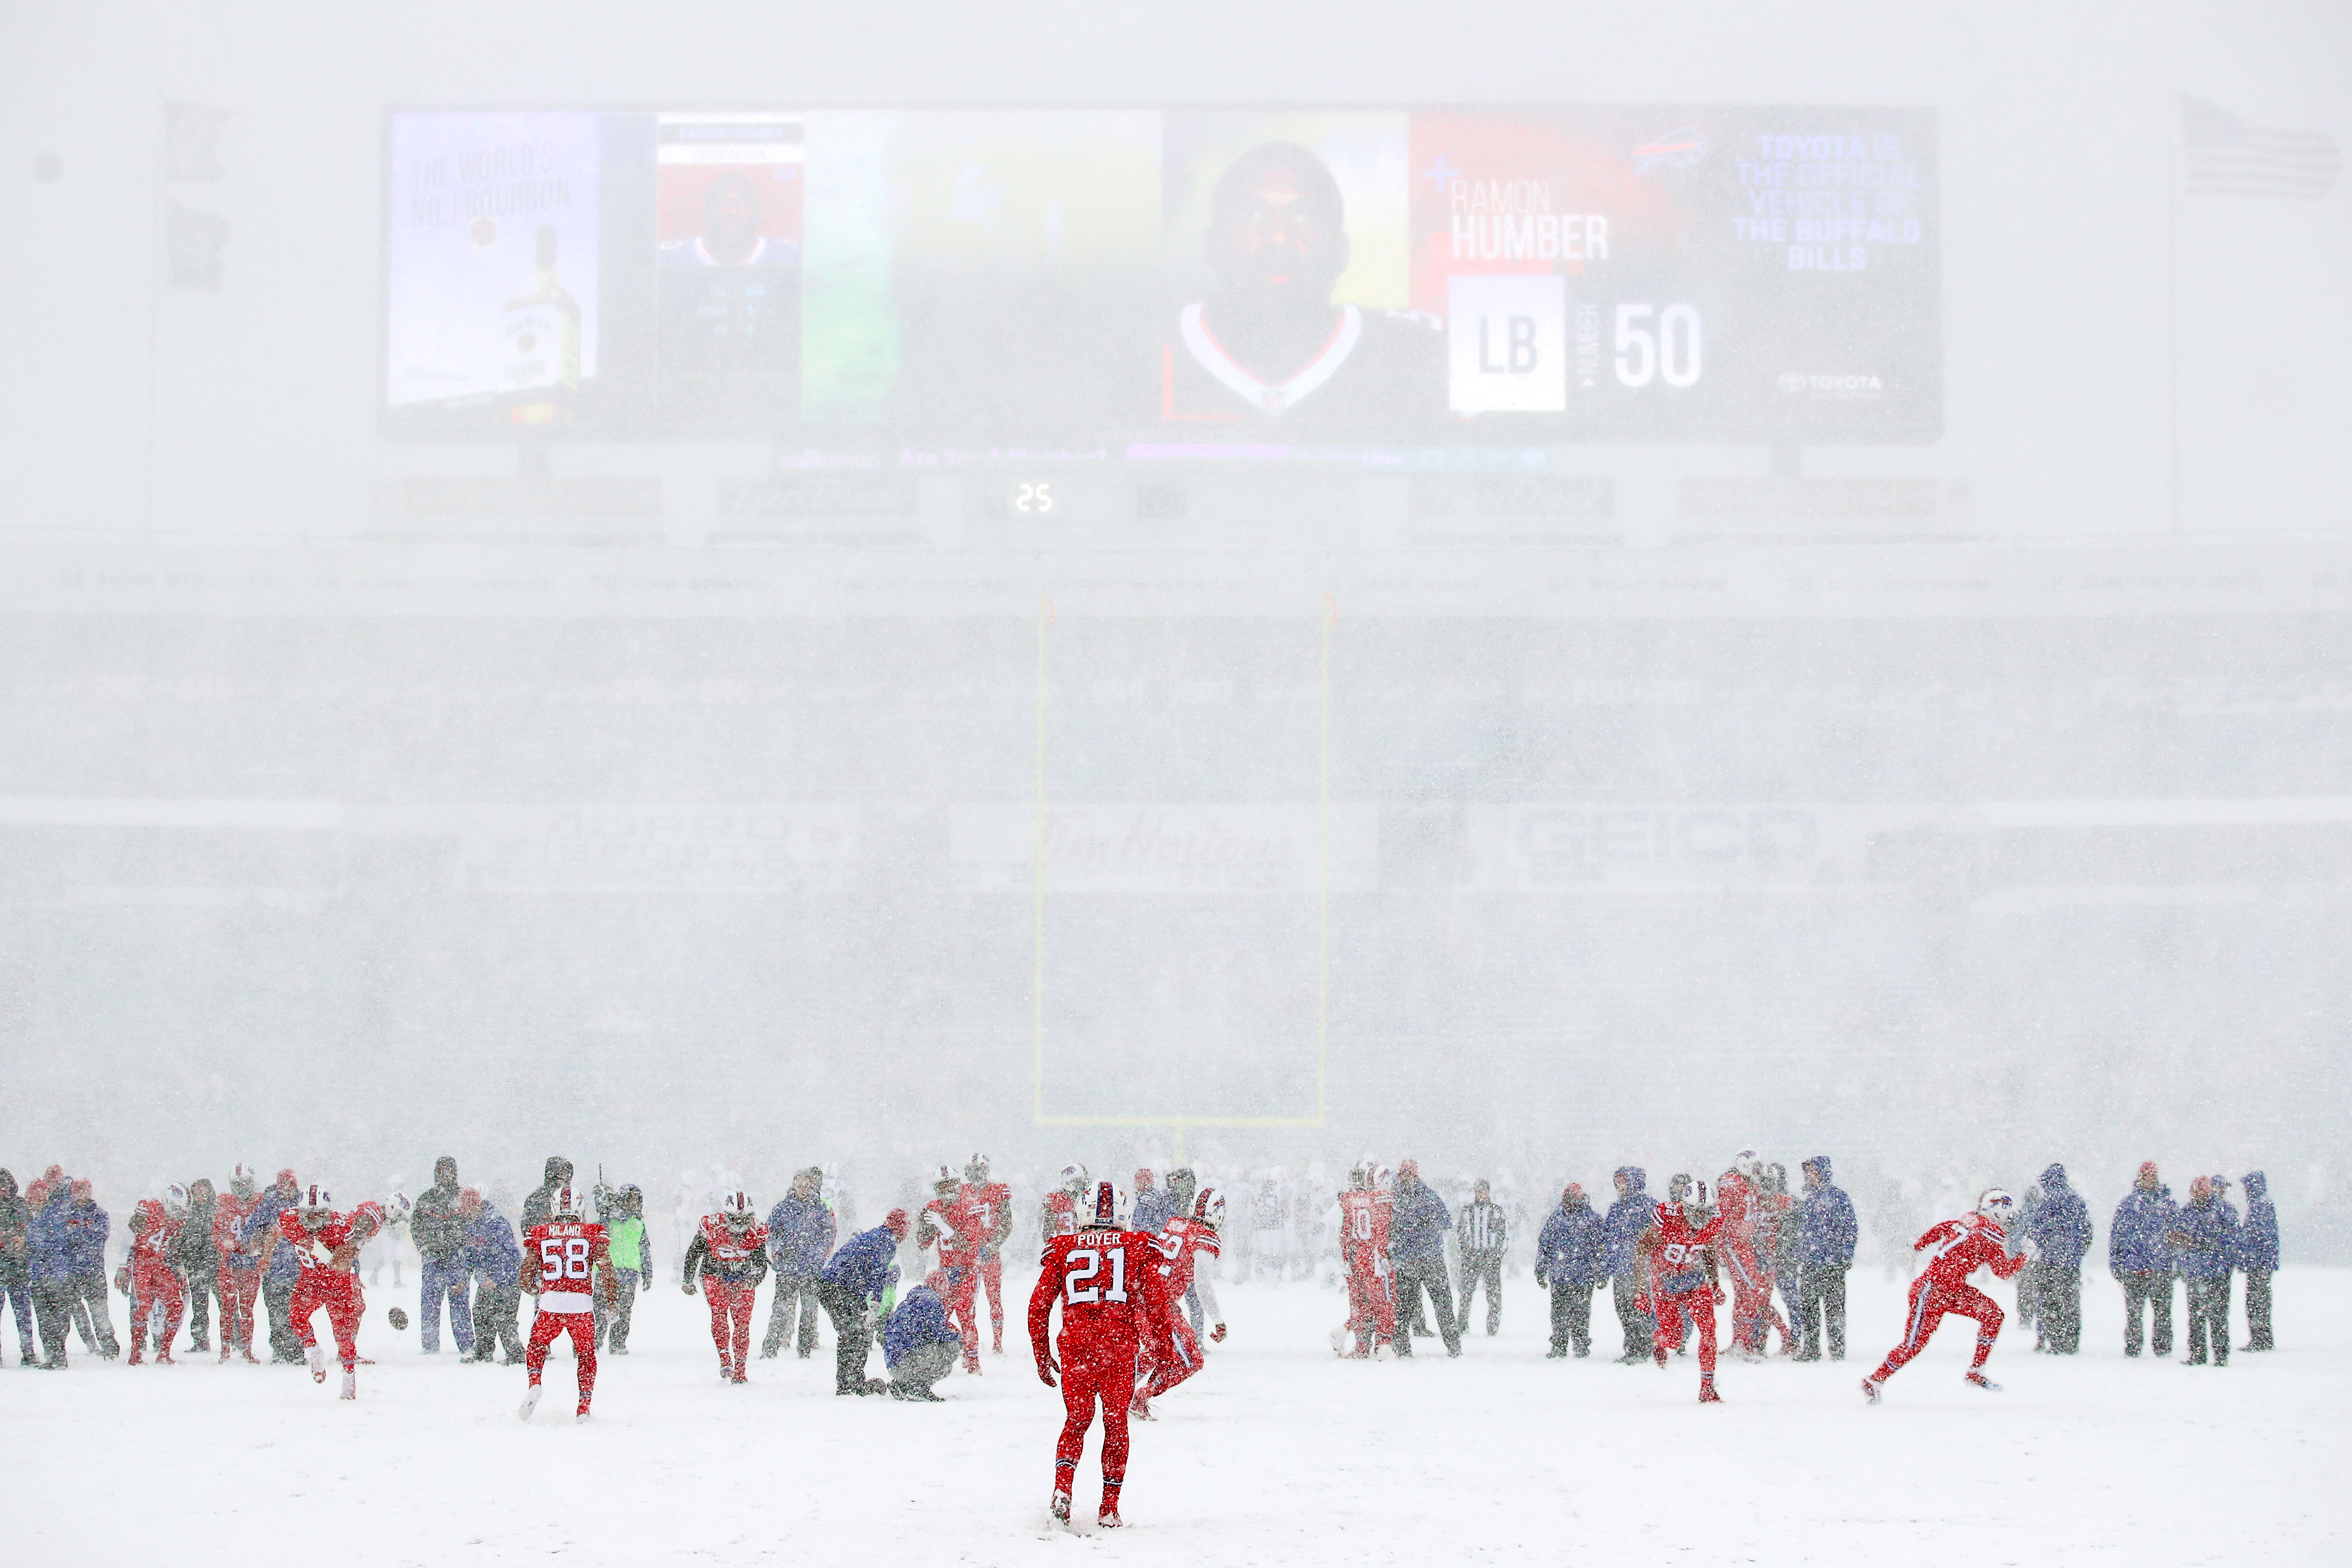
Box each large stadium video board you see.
[385,107,1938,446]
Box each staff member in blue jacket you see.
[884,1270,965,1401]
[62,1179,118,1359]
[1534,1182,1609,1358]
[2021,1162,2092,1355]
[1794,1155,1857,1361]
[1603,1167,1655,1363]
[28,1171,85,1367]
[817,1208,910,1395]
[2168,1175,2238,1366]
[461,1189,524,1365]
[2238,1171,2278,1352]
[761,1167,837,1361]
[1388,1161,1460,1359]
[2110,1162,2178,1358]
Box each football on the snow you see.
[387,1307,409,1331]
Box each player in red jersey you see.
[1333,1161,1395,1359]
[1042,1163,1088,1241]
[1638,1174,1727,1403]
[1862,1189,2033,1403]
[212,1165,263,1363]
[919,1164,986,1374]
[1133,1186,1229,1417]
[681,1190,769,1383]
[1713,1151,1775,1360]
[279,1185,385,1400]
[1030,1181,1178,1530]
[120,1191,187,1365]
[960,1154,1014,1355]
[518,1183,616,1421]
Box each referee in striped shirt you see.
[1456,1180,1509,1337]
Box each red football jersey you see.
[524,1220,611,1313]
[693,1215,769,1281]
[1042,1190,1079,1238]
[1338,1189,1389,1267]
[1644,1204,1724,1306]
[131,1200,179,1268]
[922,1191,987,1267]
[280,1203,383,1278]
[1914,1216,2028,1293]
[1714,1171,1757,1250]
[1028,1226,1174,1365]
[960,1180,1013,1254]
[1149,1216,1221,1295]
[214,1190,259,1257]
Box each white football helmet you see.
[163,1182,190,1218]
[1977,1188,2016,1223]
[299,1183,334,1218]
[720,1190,755,1226]
[1058,1162,1090,1196]
[1372,1165,1394,1191]
[554,1185,586,1220]
[1194,1187,1226,1229]
[1733,1149,1762,1180]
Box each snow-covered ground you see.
[8,1267,2341,1567]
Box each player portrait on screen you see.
[1158,141,1444,437]
[658,164,802,384]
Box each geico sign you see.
[1510,806,1821,877]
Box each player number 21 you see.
[1065,1246,1129,1304]
[538,1238,590,1280]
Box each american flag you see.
[2182,95,2339,199]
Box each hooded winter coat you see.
[2109,1184,2178,1273]
[883,1285,963,1368]
[411,1171,465,1263]
[2237,1172,2278,1272]
[1387,1177,1452,1268]
[1602,1168,1653,1276]
[1796,1157,1857,1269]
[766,1191,837,1275]
[63,1196,108,1276]
[462,1201,521,1286]
[1535,1193,1610,1287]
[521,1157,575,1233]
[2170,1193,2238,1280]
[820,1223,901,1303]
[0,1170,29,1267]
[28,1185,78,1281]
[2022,1163,2092,1269]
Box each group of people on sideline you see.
[0,1150,2281,1381]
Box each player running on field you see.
[1133,1185,1229,1418]
[683,1190,770,1383]
[1030,1180,1179,1530]
[1637,1174,1727,1403]
[279,1185,386,1400]
[518,1183,616,1422]
[1861,1188,2032,1402]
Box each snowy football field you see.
[9,1267,2342,1567]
